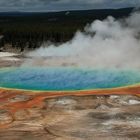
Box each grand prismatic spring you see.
[0,67,140,96]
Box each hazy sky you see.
[0,0,140,12]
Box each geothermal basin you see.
[0,66,140,140]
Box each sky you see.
[0,0,140,12]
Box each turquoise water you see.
[0,67,140,91]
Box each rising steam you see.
[23,11,140,69]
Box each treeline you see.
[0,7,133,52]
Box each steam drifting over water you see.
[24,11,140,69]
[2,11,140,91]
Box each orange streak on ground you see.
[0,86,140,128]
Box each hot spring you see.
[0,67,140,91]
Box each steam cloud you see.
[24,11,140,69]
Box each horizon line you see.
[0,7,136,13]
